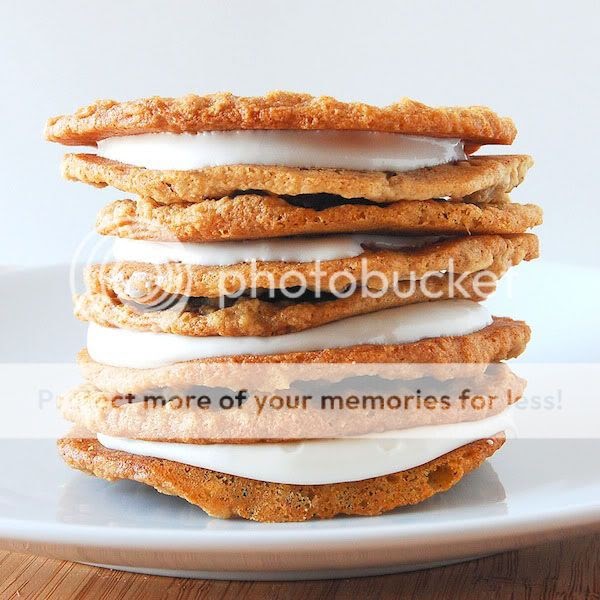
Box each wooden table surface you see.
[1,534,598,599]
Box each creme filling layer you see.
[96,130,466,171]
[97,407,512,485]
[86,299,492,368]
[112,234,446,266]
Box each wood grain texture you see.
[1,534,598,599]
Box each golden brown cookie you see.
[98,195,542,242]
[58,434,505,521]
[63,154,532,204]
[76,269,501,337]
[78,317,531,393]
[45,92,517,146]
[59,366,523,443]
[86,233,539,299]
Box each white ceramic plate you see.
[1,263,599,580]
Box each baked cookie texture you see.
[58,434,504,521]
[85,233,539,299]
[58,366,524,442]
[98,196,542,242]
[77,317,531,393]
[62,154,532,204]
[45,91,517,145]
[75,270,500,337]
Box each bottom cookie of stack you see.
[59,427,506,523]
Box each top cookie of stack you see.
[46,91,541,243]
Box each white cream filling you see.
[97,407,512,485]
[87,299,492,368]
[112,235,446,266]
[97,131,466,172]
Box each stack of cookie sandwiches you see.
[46,92,541,522]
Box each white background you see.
[0,0,598,267]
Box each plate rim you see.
[2,496,599,550]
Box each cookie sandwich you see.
[46,92,541,521]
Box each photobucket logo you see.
[217,257,498,307]
[70,217,195,321]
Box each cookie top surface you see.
[45,91,517,146]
